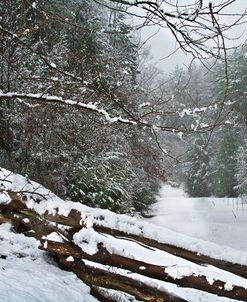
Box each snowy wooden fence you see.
[1,190,247,301]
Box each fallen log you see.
[90,286,120,302]
[94,225,247,279]
[91,286,146,302]
[40,239,247,302]
[41,208,247,279]
[0,208,74,245]
[44,209,83,227]
[2,198,247,280]
[2,193,247,301]
[56,255,188,302]
[0,198,26,211]
[0,214,13,225]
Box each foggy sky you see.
[139,0,247,74]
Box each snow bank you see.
[1,168,247,302]
[0,224,98,302]
[1,167,247,266]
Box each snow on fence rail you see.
[1,167,247,301]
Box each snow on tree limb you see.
[0,92,137,125]
[0,91,227,134]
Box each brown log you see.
[0,214,13,225]
[40,239,82,257]
[40,239,247,302]
[94,225,247,279]
[56,255,188,302]
[2,197,247,300]
[41,209,247,279]
[7,191,24,202]
[0,199,26,211]
[90,286,125,302]
[43,209,83,227]
[1,210,69,240]
[2,200,247,280]
[90,286,129,302]
[0,211,30,233]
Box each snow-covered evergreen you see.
[235,139,247,196]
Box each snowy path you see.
[147,184,247,251]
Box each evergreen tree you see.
[212,129,239,197]
[184,139,211,197]
[227,46,247,119]
[67,152,132,214]
[235,139,247,196]
[0,0,161,214]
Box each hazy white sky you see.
[140,26,190,73]
[138,0,247,73]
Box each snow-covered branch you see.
[0,92,137,125]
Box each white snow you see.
[84,259,242,302]
[23,218,30,224]
[0,93,137,125]
[139,266,146,270]
[1,168,247,301]
[73,222,247,295]
[50,62,56,68]
[43,232,64,243]
[148,184,247,251]
[0,191,11,204]
[1,167,247,265]
[0,224,97,302]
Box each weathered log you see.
[90,286,126,302]
[2,198,247,280]
[0,210,69,240]
[0,214,13,225]
[41,208,247,279]
[95,225,247,279]
[40,239,247,302]
[44,209,83,227]
[0,199,26,211]
[56,255,188,302]
[2,195,247,301]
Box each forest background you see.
[1,0,247,215]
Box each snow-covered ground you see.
[0,223,97,302]
[148,185,247,251]
[1,171,247,302]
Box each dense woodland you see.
[0,0,247,216]
[1,1,247,301]
[0,0,166,214]
[172,48,247,198]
